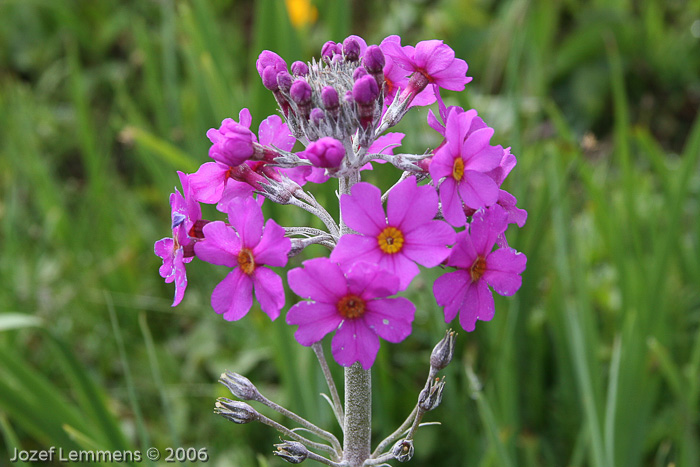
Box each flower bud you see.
[430,329,457,370]
[219,370,260,400]
[353,66,368,81]
[290,79,313,119]
[291,61,309,77]
[301,137,345,168]
[390,439,414,463]
[418,377,445,412]
[342,37,360,62]
[362,45,385,74]
[321,86,339,110]
[321,41,339,60]
[214,398,259,424]
[206,119,256,167]
[256,50,286,78]
[352,74,379,105]
[277,71,293,93]
[273,440,309,464]
[262,66,280,91]
[309,107,325,125]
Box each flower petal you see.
[331,234,383,266]
[340,183,386,235]
[439,177,467,226]
[344,261,400,299]
[457,170,499,210]
[211,268,253,321]
[226,197,264,248]
[253,219,290,267]
[402,220,456,267]
[195,222,240,267]
[483,248,526,296]
[189,162,228,204]
[253,267,285,320]
[287,302,342,346]
[365,297,415,343]
[433,270,469,323]
[469,205,509,255]
[287,257,346,303]
[447,230,478,269]
[459,279,494,331]
[387,177,439,232]
[332,319,380,369]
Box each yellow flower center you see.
[470,256,487,282]
[377,226,405,254]
[237,248,256,275]
[336,294,366,319]
[452,157,465,181]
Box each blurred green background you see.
[1,0,699,465]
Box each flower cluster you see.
[155,34,526,370]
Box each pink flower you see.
[379,36,436,108]
[194,197,291,321]
[429,108,503,226]
[433,206,526,332]
[207,109,257,167]
[154,172,202,306]
[300,137,345,168]
[286,258,415,369]
[330,178,456,290]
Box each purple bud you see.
[344,90,354,104]
[277,71,293,93]
[310,107,325,125]
[363,45,385,74]
[343,37,361,62]
[261,66,279,91]
[353,66,369,81]
[352,74,379,104]
[220,371,260,401]
[256,50,286,78]
[321,86,339,110]
[290,79,312,105]
[206,118,256,166]
[302,137,345,168]
[321,41,338,60]
[291,61,309,76]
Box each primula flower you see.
[207,109,257,167]
[154,172,202,306]
[429,108,503,226]
[379,36,436,108]
[194,197,291,321]
[286,258,415,369]
[300,137,345,168]
[433,206,526,332]
[330,178,455,289]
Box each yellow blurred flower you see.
[285,0,318,28]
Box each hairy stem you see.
[343,362,371,467]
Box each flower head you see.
[207,109,257,167]
[286,258,415,369]
[433,206,526,332]
[194,197,291,321]
[330,178,455,289]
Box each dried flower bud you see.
[430,329,457,370]
[214,398,259,424]
[418,377,445,412]
[342,37,360,62]
[390,439,414,462]
[273,440,309,464]
[219,370,260,400]
[291,61,309,77]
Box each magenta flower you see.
[429,108,503,226]
[433,206,526,332]
[154,172,202,306]
[330,178,456,290]
[194,197,291,321]
[379,36,436,108]
[286,258,415,369]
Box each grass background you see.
[1,0,699,465]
